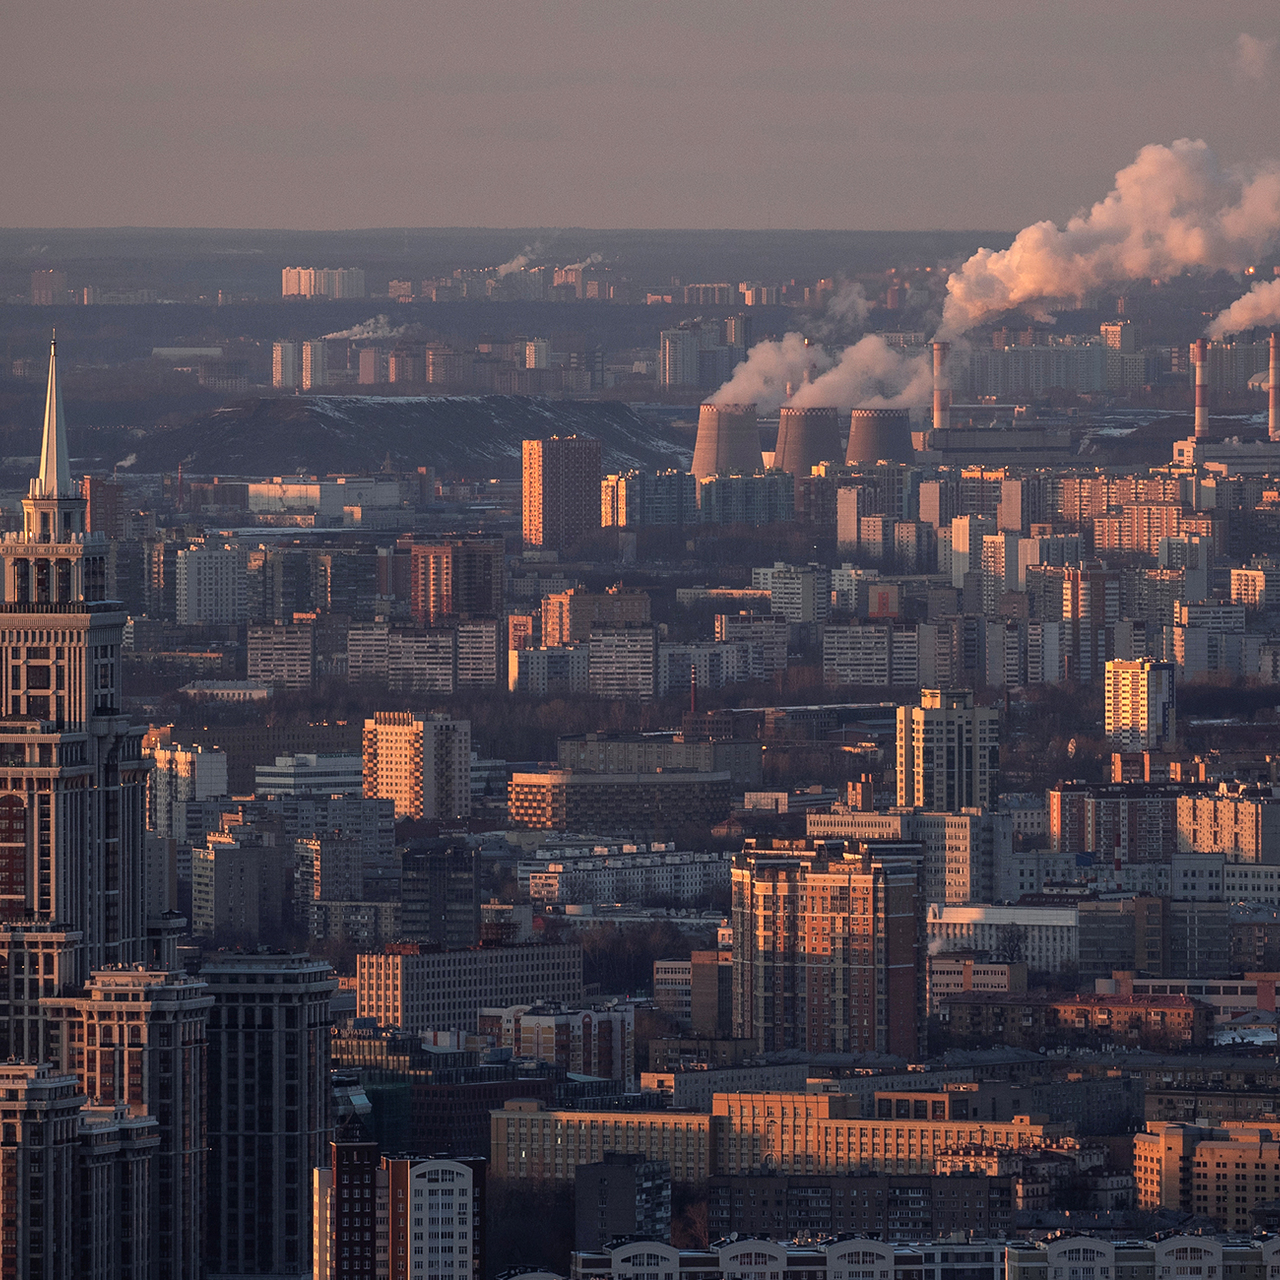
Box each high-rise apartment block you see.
[574,1154,671,1252]
[1105,658,1177,750]
[282,267,366,299]
[542,587,651,647]
[363,712,472,822]
[896,689,999,811]
[148,741,229,842]
[408,539,504,626]
[302,339,328,390]
[202,951,336,1278]
[274,340,300,389]
[522,436,602,551]
[731,841,925,1057]
[174,541,248,625]
[30,269,68,306]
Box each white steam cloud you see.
[1208,277,1280,336]
[791,336,933,412]
[939,139,1280,338]
[322,315,409,341]
[497,241,546,276]
[116,453,137,470]
[709,333,931,415]
[564,252,603,271]
[1235,33,1276,85]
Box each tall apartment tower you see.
[273,341,300,389]
[0,337,148,982]
[522,436,602,551]
[363,712,472,821]
[45,966,213,1280]
[731,842,924,1057]
[381,1156,485,1280]
[312,1128,381,1280]
[896,689,999,812]
[302,340,328,390]
[1105,658,1177,751]
[408,538,504,626]
[201,951,336,1278]
[148,741,229,842]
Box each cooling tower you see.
[774,406,842,476]
[846,408,914,465]
[692,403,762,480]
[1194,337,1209,439]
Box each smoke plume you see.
[564,252,603,271]
[790,336,933,412]
[496,241,545,276]
[709,332,933,414]
[322,315,409,341]
[1208,277,1280,336]
[709,332,833,412]
[939,139,1280,338]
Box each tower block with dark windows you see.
[0,337,148,982]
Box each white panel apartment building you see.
[926,903,1079,973]
[175,542,248,625]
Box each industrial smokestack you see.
[1270,332,1279,443]
[933,342,950,432]
[846,409,914,465]
[1194,337,1209,439]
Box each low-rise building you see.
[508,770,733,836]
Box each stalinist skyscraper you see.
[0,335,148,982]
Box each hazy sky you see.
[6,1,1279,232]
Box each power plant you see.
[846,408,914,465]
[692,403,762,480]
[773,406,841,476]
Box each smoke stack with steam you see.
[1270,332,1279,443]
[933,342,951,432]
[692,403,762,481]
[1194,338,1209,438]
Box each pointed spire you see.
[36,332,72,499]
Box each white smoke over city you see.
[322,315,410,341]
[709,332,932,415]
[1208,277,1280,336]
[790,336,933,412]
[938,138,1280,338]
[563,252,603,271]
[496,240,546,276]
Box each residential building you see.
[382,1156,484,1280]
[255,752,364,796]
[707,1171,1016,1241]
[543,588,651,647]
[731,841,925,1056]
[148,741,229,841]
[653,959,693,1025]
[1177,783,1280,861]
[201,951,336,1278]
[751,562,831,625]
[507,770,733,836]
[575,1155,671,1252]
[274,340,300,389]
[174,541,248,624]
[935,991,1210,1050]
[926,903,1079,972]
[45,966,214,1280]
[190,818,291,940]
[400,844,481,948]
[363,712,472,821]
[478,1003,635,1087]
[714,612,789,680]
[312,1131,380,1280]
[524,849,732,906]
[348,623,456,694]
[926,954,1027,1012]
[1006,1236,1280,1280]
[896,689,1000,811]
[523,436,602,551]
[509,645,590,696]
[302,339,328,389]
[355,940,582,1033]
[1105,659,1177,751]
[408,538,504,626]
[588,627,657,699]
[248,620,315,690]
[490,1097,712,1182]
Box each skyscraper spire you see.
[36,331,72,499]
